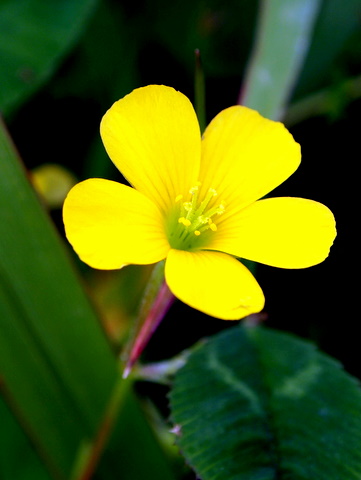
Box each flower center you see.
[166,182,225,250]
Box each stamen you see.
[178,217,191,226]
[205,203,225,219]
[170,184,226,250]
[194,188,218,217]
[189,184,200,217]
[209,223,217,232]
[198,215,209,225]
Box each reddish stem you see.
[123,281,174,378]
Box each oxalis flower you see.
[63,85,336,320]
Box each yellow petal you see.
[63,178,169,269]
[100,85,201,214]
[199,106,301,219]
[207,197,336,268]
[165,249,265,320]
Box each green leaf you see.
[0,118,118,477]
[241,0,322,119]
[0,0,98,117]
[0,396,51,480]
[0,120,179,480]
[99,388,177,480]
[170,324,361,480]
[294,0,361,98]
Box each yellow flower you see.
[63,85,336,320]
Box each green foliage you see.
[0,0,359,478]
[0,119,118,477]
[48,0,138,105]
[294,0,361,98]
[170,324,361,480]
[0,122,176,479]
[0,0,98,116]
[0,396,51,480]
[99,388,177,480]
[241,0,322,120]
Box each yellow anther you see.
[173,183,225,248]
[209,223,217,232]
[178,217,191,227]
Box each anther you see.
[178,217,191,226]
[209,223,217,232]
[172,184,226,249]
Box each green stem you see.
[121,260,174,377]
[123,279,174,378]
[70,374,130,480]
[71,261,174,479]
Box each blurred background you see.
[0,0,360,478]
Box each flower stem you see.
[71,262,174,479]
[122,260,175,378]
[123,280,174,378]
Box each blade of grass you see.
[240,0,322,120]
[0,396,51,480]
[0,118,118,477]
